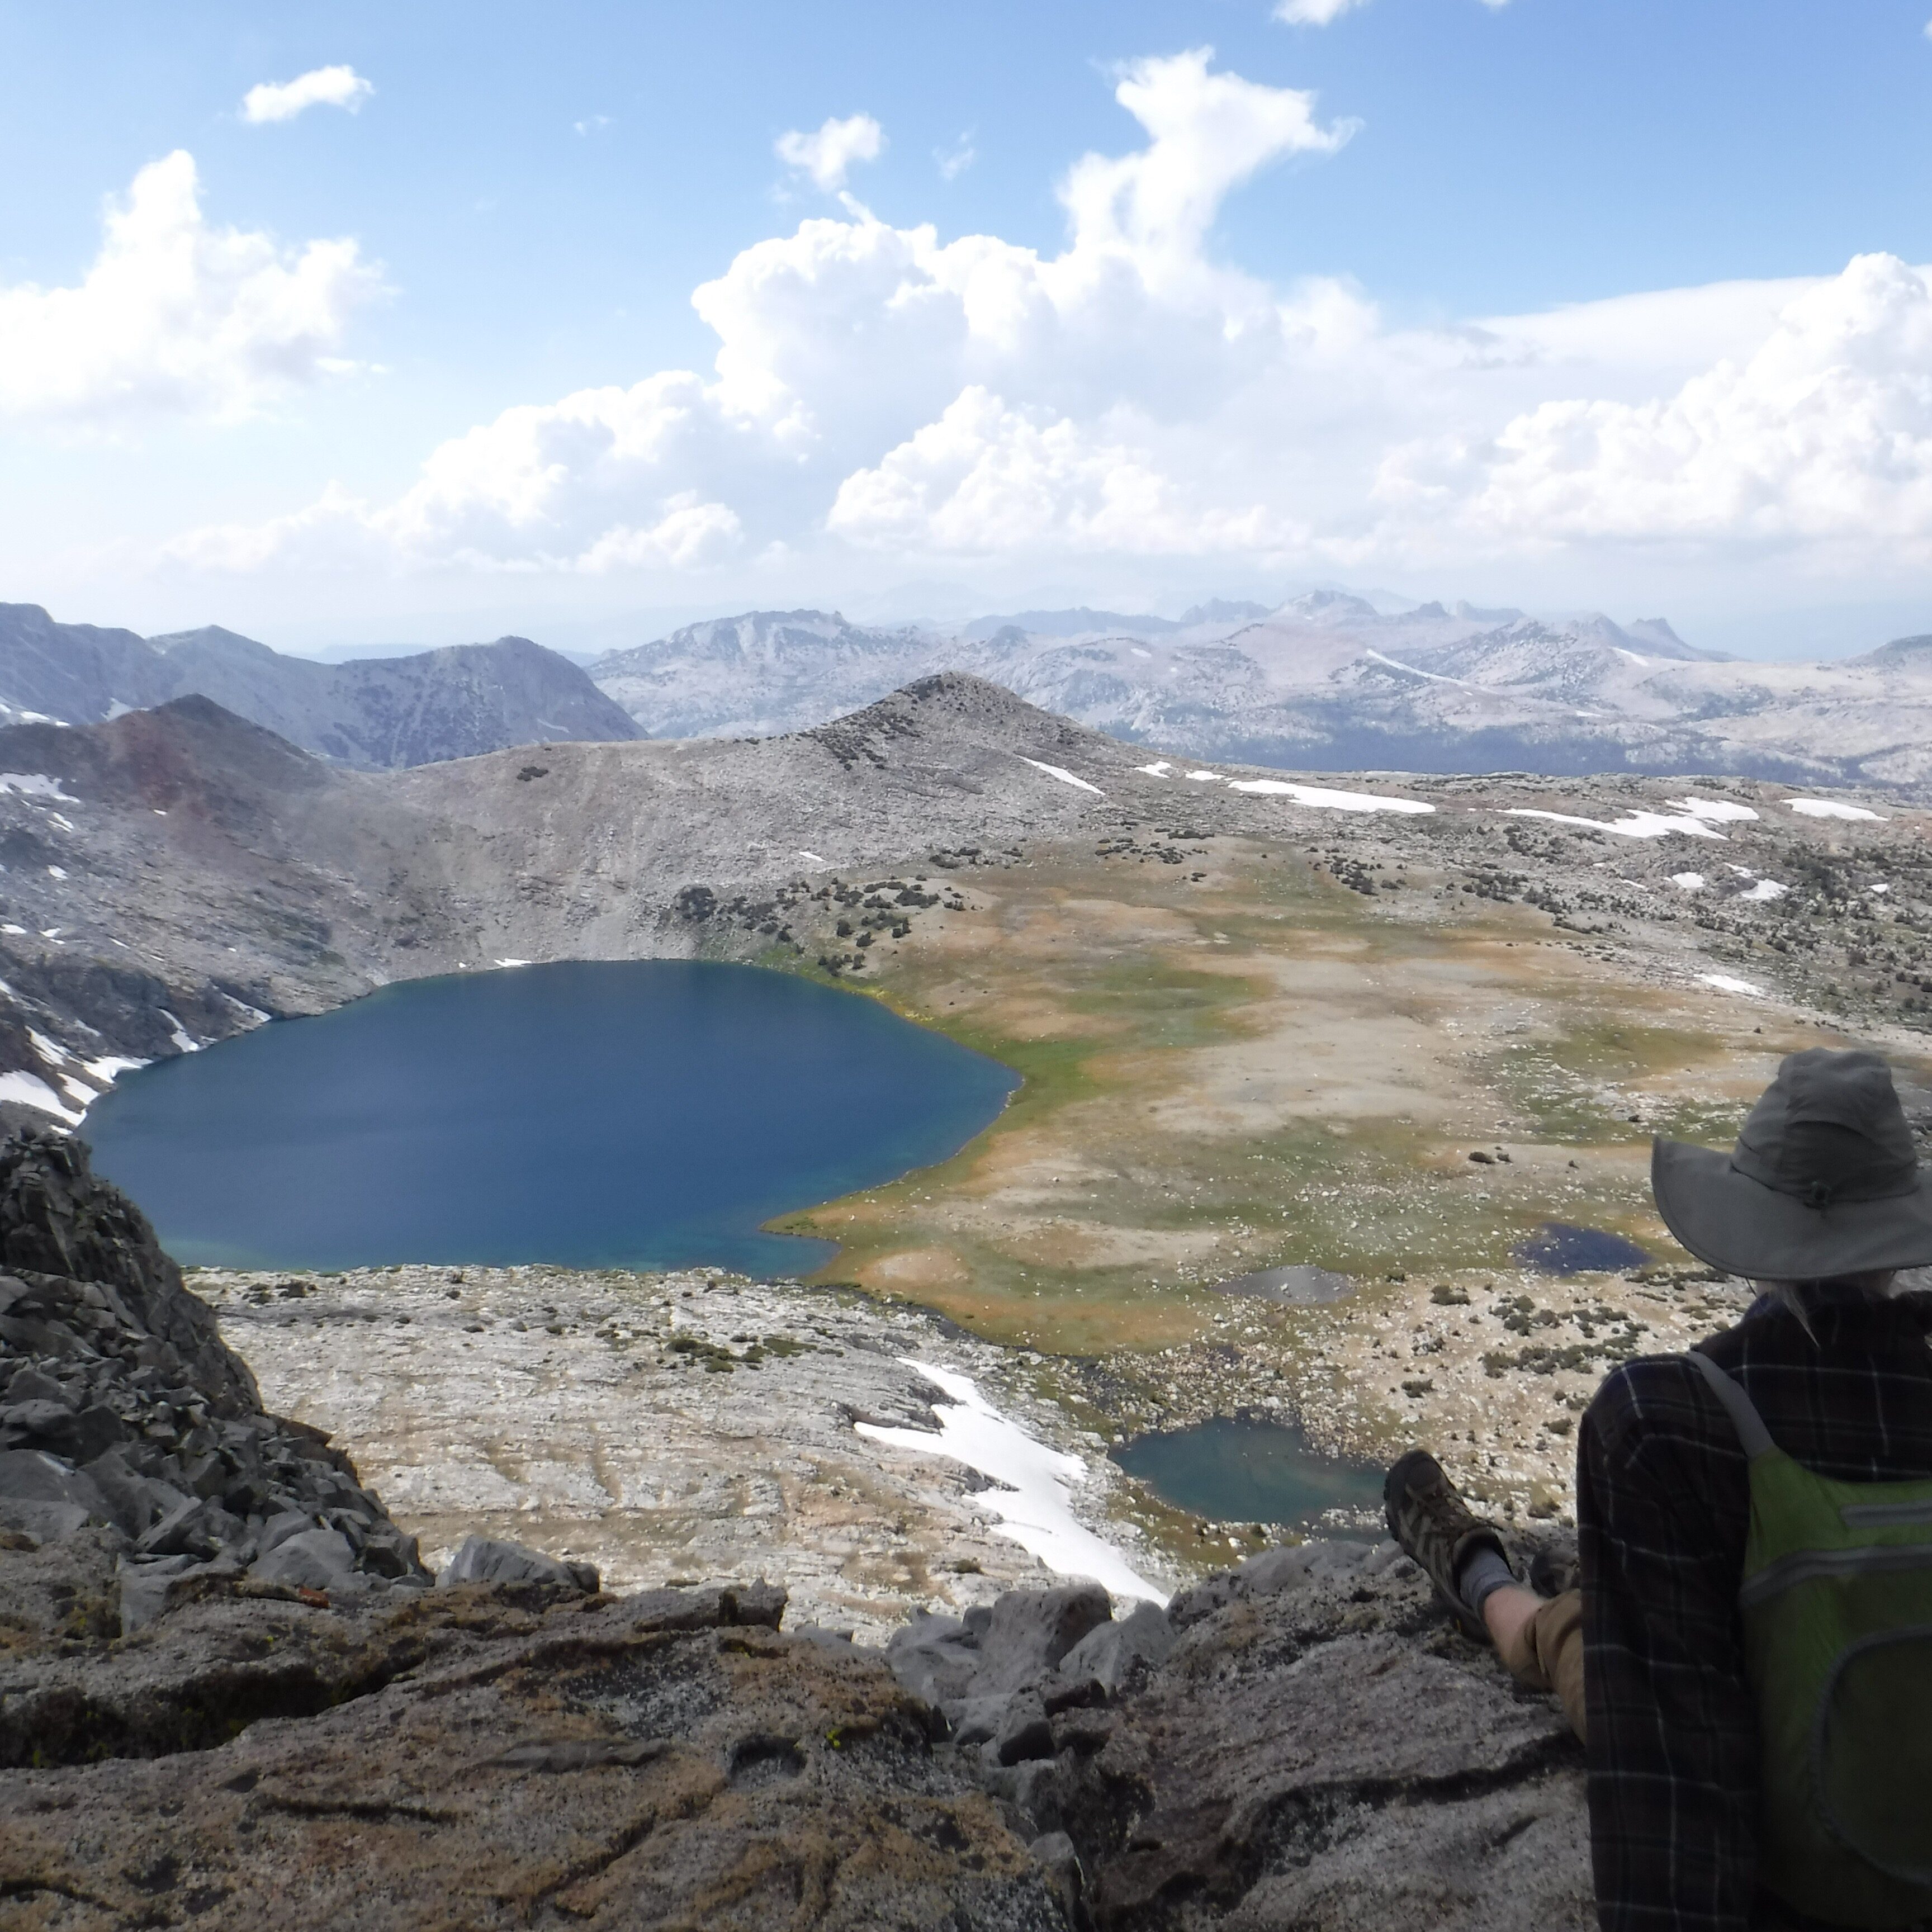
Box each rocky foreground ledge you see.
[0,1135,1590,1928]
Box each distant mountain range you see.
[0,605,640,769]
[588,595,1932,793]
[5,593,1931,791]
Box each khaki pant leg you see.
[1495,1588,1587,1743]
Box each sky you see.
[2,1,1931,659]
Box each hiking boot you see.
[1384,1448,1511,1641]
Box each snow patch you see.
[494,958,533,968]
[0,1071,82,1125]
[1872,883,1891,894]
[1018,756,1103,796]
[1670,873,1707,891]
[58,1074,99,1109]
[1228,779,1435,815]
[1135,760,1172,777]
[1185,769,1220,782]
[1738,879,1788,902]
[1699,973,1765,997]
[45,865,66,880]
[1613,648,1650,667]
[81,1055,148,1086]
[794,849,830,868]
[26,1030,67,1066]
[856,1360,1165,1604]
[157,1010,201,1053]
[1505,808,1725,842]
[1665,795,1759,824]
[0,773,74,802]
[1786,798,1884,822]
[1363,648,1474,688]
[0,925,22,935]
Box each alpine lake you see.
[84,960,1019,1277]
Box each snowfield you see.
[1698,973,1765,997]
[1786,798,1884,822]
[1506,807,1727,841]
[1018,756,1104,795]
[1225,779,1434,814]
[856,1360,1166,1604]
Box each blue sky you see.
[2,1,1930,655]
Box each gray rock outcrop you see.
[0,1129,431,1627]
[876,1541,1592,1930]
[0,1562,1068,1928]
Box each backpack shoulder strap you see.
[1687,1347,1777,1459]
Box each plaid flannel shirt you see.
[1578,1288,1932,1932]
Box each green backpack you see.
[1689,1349,1932,1928]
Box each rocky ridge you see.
[0,1132,437,1632]
[0,604,640,768]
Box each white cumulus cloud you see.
[1274,0,1371,23]
[776,113,886,192]
[149,46,1932,598]
[0,150,382,424]
[241,65,375,125]
[1376,253,1932,561]
[828,386,1304,555]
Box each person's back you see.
[1385,1048,1932,1931]
[1584,1281,1932,1929]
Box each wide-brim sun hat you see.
[1652,1048,1932,1281]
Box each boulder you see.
[435,1533,599,1592]
[992,1688,1055,1767]
[249,1526,357,1592]
[0,1448,111,1533]
[973,1583,1113,1696]
[0,1499,89,1542]
[1049,1598,1175,1702]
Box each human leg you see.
[1489,1585,1586,1741]
[1385,1450,1586,1740]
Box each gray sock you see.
[1457,1544,1516,1611]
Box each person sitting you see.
[1385,1048,1932,1931]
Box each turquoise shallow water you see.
[83,960,1018,1276]
[1114,1416,1388,1532]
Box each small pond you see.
[83,960,1019,1276]
[1517,1223,1651,1276]
[1112,1415,1387,1534]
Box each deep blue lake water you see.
[1113,1416,1387,1532]
[83,961,1019,1276]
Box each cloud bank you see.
[242,65,375,125]
[147,45,1932,595]
[0,151,382,424]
